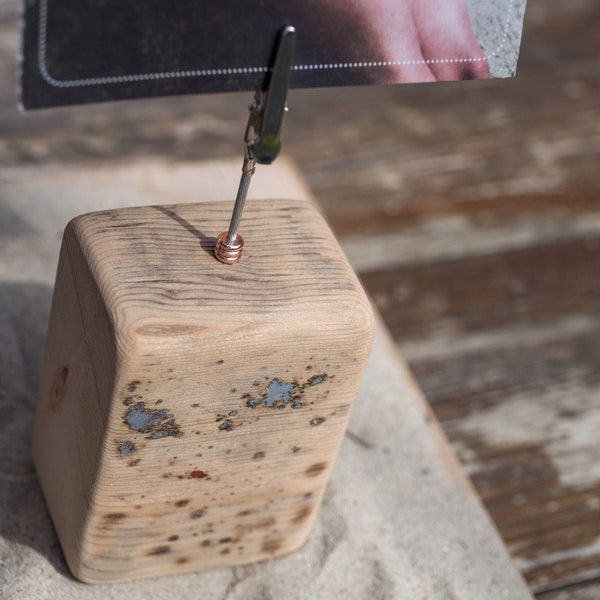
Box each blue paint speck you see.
[124,402,182,439]
[244,374,328,411]
[118,442,134,456]
[263,379,295,407]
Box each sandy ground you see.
[0,160,533,599]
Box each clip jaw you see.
[248,25,296,166]
[215,25,296,264]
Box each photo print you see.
[21,0,528,109]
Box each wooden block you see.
[32,198,374,583]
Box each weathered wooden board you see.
[361,239,600,592]
[537,580,600,600]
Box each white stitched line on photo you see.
[38,0,514,89]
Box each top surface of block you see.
[70,199,372,344]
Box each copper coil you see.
[214,231,244,264]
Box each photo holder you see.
[31,23,375,582]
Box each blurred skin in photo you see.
[307,0,489,82]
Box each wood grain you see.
[537,580,600,600]
[3,0,600,594]
[32,199,373,582]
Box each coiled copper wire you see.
[214,231,244,264]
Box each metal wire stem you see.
[226,157,255,246]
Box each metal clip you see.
[215,25,296,264]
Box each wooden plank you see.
[360,238,600,593]
[537,579,600,600]
[360,236,600,342]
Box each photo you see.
[21,0,527,108]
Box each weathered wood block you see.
[32,198,374,583]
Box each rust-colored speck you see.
[51,366,69,410]
[147,545,170,556]
[127,380,141,393]
[103,512,126,523]
[261,538,283,554]
[292,505,312,524]
[306,462,327,477]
